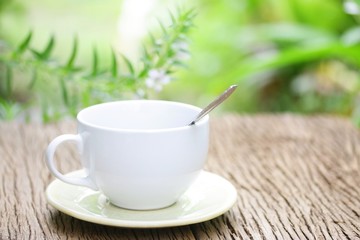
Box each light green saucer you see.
[46,170,237,228]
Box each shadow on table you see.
[47,210,231,239]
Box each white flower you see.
[171,41,191,61]
[145,69,171,92]
[174,51,191,61]
[171,41,188,51]
[344,0,360,15]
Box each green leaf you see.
[138,68,148,78]
[91,46,98,76]
[142,45,150,59]
[16,31,33,55]
[353,0,360,6]
[41,103,50,123]
[28,69,37,89]
[31,35,55,60]
[81,89,91,107]
[169,10,176,24]
[0,100,21,120]
[121,54,135,75]
[70,67,83,73]
[111,49,118,78]
[255,23,336,44]
[171,60,188,68]
[66,36,78,69]
[30,49,43,59]
[185,8,197,19]
[41,35,55,60]
[59,77,69,106]
[5,65,12,97]
[223,42,359,84]
[157,18,168,34]
[149,32,157,46]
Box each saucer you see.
[46,170,237,228]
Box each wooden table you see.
[1,114,359,239]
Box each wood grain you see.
[0,114,359,239]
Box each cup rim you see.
[77,100,209,132]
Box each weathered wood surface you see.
[0,114,359,240]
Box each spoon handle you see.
[189,85,238,125]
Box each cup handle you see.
[45,134,98,190]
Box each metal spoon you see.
[189,85,238,125]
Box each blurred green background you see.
[1,0,360,124]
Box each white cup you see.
[46,100,209,210]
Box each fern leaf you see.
[59,77,69,106]
[28,69,37,89]
[111,49,118,78]
[6,65,12,97]
[156,19,168,34]
[169,10,176,24]
[16,31,33,55]
[121,54,135,75]
[66,36,78,70]
[41,35,55,60]
[91,46,98,76]
[31,35,55,60]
